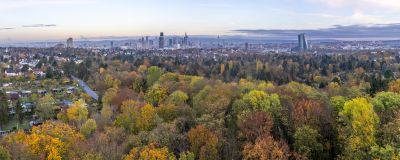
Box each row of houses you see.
[4,68,46,77]
[4,86,77,117]
[5,86,76,100]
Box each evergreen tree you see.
[0,90,9,129]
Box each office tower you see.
[159,32,165,49]
[245,42,249,50]
[66,37,73,48]
[298,33,308,51]
[168,39,173,48]
[145,36,149,48]
[183,32,188,48]
[111,41,114,49]
[173,37,177,45]
[141,37,145,48]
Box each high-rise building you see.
[149,40,154,46]
[66,37,73,48]
[183,32,189,48]
[298,33,309,51]
[245,42,249,50]
[159,32,165,49]
[168,39,173,48]
[145,36,149,48]
[110,41,114,49]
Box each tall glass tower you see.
[159,32,165,49]
[298,33,308,51]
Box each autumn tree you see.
[114,101,159,133]
[242,135,291,160]
[88,127,128,160]
[388,79,400,93]
[67,99,89,127]
[234,90,282,131]
[123,143,175,160]
[146,66,163,88]
[293,125,323,159]
[330,96,346,116]
[242,90,281,118]
[157,72,180,93]
[137,104,159,131]
[1,122,83,159]
[380,111,400,149]
[37,94,56,120]
[101,87,118,105]
[291,99,323,129]
[82,153,104,160]
[192,84,232,118]
[166,90,189,106]
[148,122,189,154]
[145,84,168,107]
[338,98,379,159]
[105,74,121,89]
[372,92,400,124]
[179,151,195,160]
[0,146,11,160]
[80,119,97,138]
[156,102,194,123]
[188,125,219,160]
[113,100,139,133]
[238,111,273,143]
[99,103,113,128]
[369,145,398,160]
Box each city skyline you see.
[1,0,400,42]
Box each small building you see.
[37,90,48,95]
[5,91,19,101]
[22,102,34,113]
[4,69,22,77]
[20,90,32,97]
[66,86,75,94]
[62,100,73,107]
[52,88,63,94]
[2,83,13,87]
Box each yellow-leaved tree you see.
[67,99,89,127]
[2,121,83,159]
[338,98,379,159]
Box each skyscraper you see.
[168,39,173,48]
[298,33,308,51]
[183,32,188,48]
[159,32,165,49]
[145,36,149,48]
[66,37,73,48]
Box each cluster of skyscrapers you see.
[137,32,190,49]
[61,33,309,51]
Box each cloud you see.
[233,23,400,40]
[0,0,96,10]
[22,24,56,28]
[0,27,14,30]
[306,0,400,12]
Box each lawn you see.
[0,117,31,131]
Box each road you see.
[71,75,99,101]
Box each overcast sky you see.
[1,0,400,42]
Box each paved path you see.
[71,75,99,101]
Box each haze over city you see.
[2,0,400,42]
